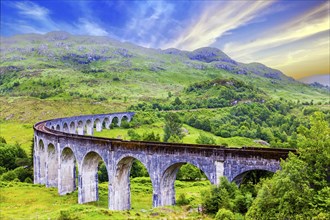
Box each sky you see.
[1,0,329,80]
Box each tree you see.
[163,113,184,142]
[196,133,216,145]
[246,112,330,219]
[177,164,205,180]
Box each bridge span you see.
[33,112,294,210]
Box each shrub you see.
[24,177,33,183]
[58,210,80,220]
[215,208,235,220]
[0,136,6,144]
[0,166,6,175]
[176,193,190,206]
[0,170,18,181]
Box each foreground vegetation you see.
[0,179,212,220]
[1,33,329,219]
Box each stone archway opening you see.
[47,143,58,187]
[233,169,274,186]
[63,123,69,133]
[120,116,129,128]
[69,121,75,134]
[103,118,110,129]
[79,151,108,206]
[59,147,78,195]
[160,162,211,207]
[110,117,119,129]
[110,157,152,210]
[77,121,84,135]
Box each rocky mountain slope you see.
[0,31,328,123]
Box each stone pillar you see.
[215,161,224,185]
[59,148,76,195]
[108,157,133,210]
[86,124,94,135]
[46,144,58,187]
[95,120,102,132]
[151,178,162,207]
[33,135,39,184]
[77,123,84,135]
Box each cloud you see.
[122,1,176,48]
[224,2,330,60]
[163,1,275,50]
[14,1,50,18]
[76,19,109,36]
[222,2,330,78]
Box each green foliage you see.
[0,166,6,175]
[130,160,149,178]
[142,131,160,142]
[177,164,206,181]
[58,210,81,220]
[24,177,33,183]
[163,112,184,142]
[0,142,28,170]
[0,136,7,144]
[98,162,108,182]
[196,133,216,145]
[0,170,18,181]
[215,208,235,220]
[176,193,190,206]
[246,112,330,219]
[127,129,141,140]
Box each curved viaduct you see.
[33,112,293,210]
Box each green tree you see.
[163,113,184,142]
[215,208,235,220]
[142,131,160,142]
[196,133,216,145]
[130,160,149,178]
[246,112,330,219]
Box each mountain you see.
[298,74,330,87]
[0,31,329,123]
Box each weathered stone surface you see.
[34,112,293,210]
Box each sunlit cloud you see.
[222,2,330,78]
[224,2,329,60]
[163,1,275,50]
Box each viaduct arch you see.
[33,112,293,210]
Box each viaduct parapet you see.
[33,112,293,210]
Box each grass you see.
[0,122,33,153]
[94,123,264,148]
[0,179,212,220]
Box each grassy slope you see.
[95,123,263,148]
[0,180,212,220]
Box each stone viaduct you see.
[33,112,294,210]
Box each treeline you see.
[199,112,330,219]
[129,78,266,111]
[0,137,33,182]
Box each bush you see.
[0,136,6,144]
[58,210,80,220]
[13,166,32,182]
[24,177,33,183]
[0,166,6,175]
[215,208,235,220]
[0,170,18,181]
[176,193,190,206]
